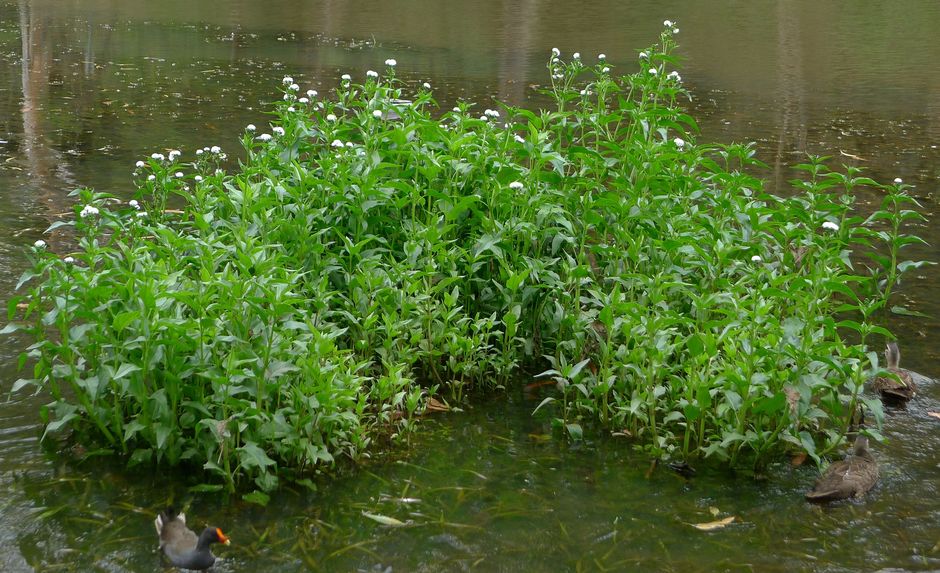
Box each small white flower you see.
[175,172,184,178]
[598,53,606,60]
[514,134,525,144]
[580,89,587,96]
[341,73,351,82]
[674,137,685,148]
[129,199,140,209]
[272,126,285,136]
[551,47,560,57]
[452,107,460,112]
[33,239,46,249]
[257,133,272,141]
[137,211,147,218]
[63,256,75,264]
[246,124,256,132]
[287,106,296,112]
[289,83,299,91]
[306,89,317,98]
[168,149,181,160]
[552,73,564,80]
[210,146,221,154]
[668,71,681,82]
[385,58,397,67]
[79,205,99,218]
[372,109,383,118]
[151,152,165,161]
[326,113,337,122]
[639,51,649,59]
[195,175,203,182]
[298,97,309,104]
[148,174,156,181]
[602,66,610,73]
[331,139,344,148]
[822,221,840,232]
[215,169,223,176]
[485,109,500,118]
[283,94,291,101]
[135,160,145,168]
[282,76,293,85]
[423,82,431,89]
[366,70,378,78]
[893,177,903,184]
[573,52,581,60]
[196,149,204,155]
[649,68,658,75]
[751,255,762,262]
[672,28,680,34]
[664,19,674,27]
[345,141,354,148]
[509,181,524,190]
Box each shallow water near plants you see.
[1,0,939,571]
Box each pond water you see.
[1,1,938,571]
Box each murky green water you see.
[1,1,938,571]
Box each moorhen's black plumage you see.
[871,342,916,403]
[154,507,230,570]
[804,435,879,502]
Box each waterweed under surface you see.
[4,27,929,496]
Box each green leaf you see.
[238,441,276,469]
[127,448,153,467]
[243,490,271,506]
[686,334,704,358]
[566,423,583,440]
[890,306,930,318]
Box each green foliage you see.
[6,30,927,489]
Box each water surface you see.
[1,1,938,571]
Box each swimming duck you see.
[804,434,878,502]
[154,507,230,570]
[871,342,916,404]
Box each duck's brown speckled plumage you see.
[872,342,916,403]
[805,435,878,502]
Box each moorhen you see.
[154,507,230,570]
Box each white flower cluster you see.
[366,70,378,79]
[509,181,524,190]
[664,19,679,34]
[821,221,840,232]
[79,205,99,218]
[385,58,397,67]
[667,70,681,82]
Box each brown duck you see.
[871,342,916,404]
[154,507,230,570]
[805,435,878,502]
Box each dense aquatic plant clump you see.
[6,27,928,493]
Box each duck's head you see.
[852,434,870,456]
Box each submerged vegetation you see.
[6,26,928,495]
